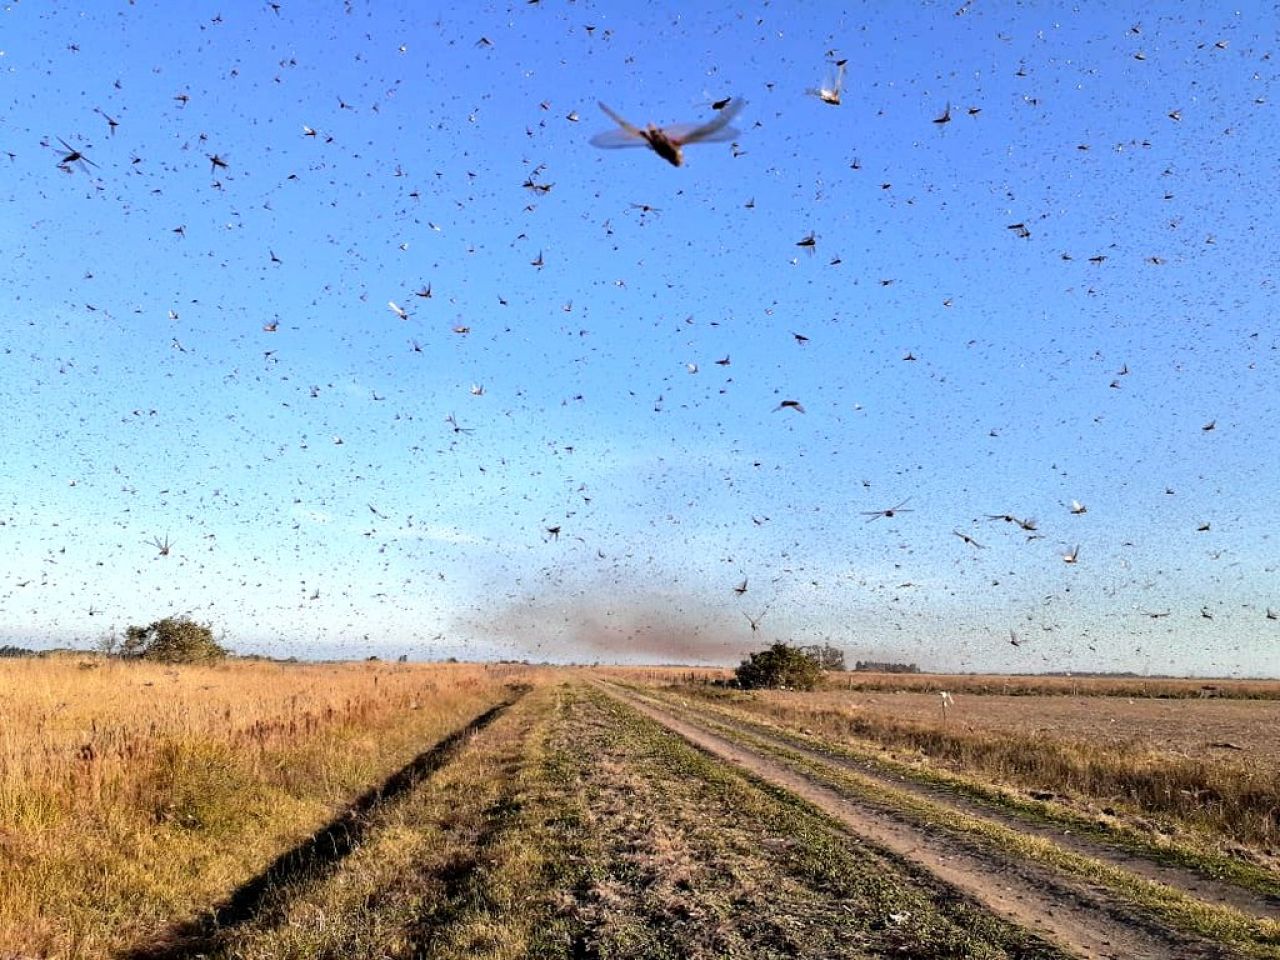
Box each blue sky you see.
[1,1,1277,674]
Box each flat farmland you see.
[2,659,1278,959]
[770,687,1280,763]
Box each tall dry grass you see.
[583,665,731,686]
[0,656,530,959]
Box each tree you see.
[121,624,149,659]
[120,616,227,663]
[95,630,120,657]
[799,642,845,672]
[735,642,823,691]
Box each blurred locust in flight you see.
[55,137,97,172]
[807,59,847,105]
[591,98,745,166]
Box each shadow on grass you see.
[122,687,528,960]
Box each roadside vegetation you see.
[664,682,1280,856]
[177,682,566,959]
[4,658,1276,959]
[543,686,1068,959]
[68,682,1074,960]
[0,666,1070,959]
[619,684,1280,954]
[0,656,528,958]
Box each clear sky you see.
[1,1,1277,675]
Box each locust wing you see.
[590,102,650,149]
[665,98,745,145]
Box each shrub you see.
[735,642,823,690]
[122,616,228,663]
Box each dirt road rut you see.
[603,684,1252,960]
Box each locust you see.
[807,59,847,105]
[591,98,744,166]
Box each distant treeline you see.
[1038,671,1146,678]
[0,644,37,658]
[853,660,921,673]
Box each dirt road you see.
[638,687,1280,921]
[116,680,1275,960]
[602,683,1258,960]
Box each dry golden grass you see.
[581,665,732,686]
[0,656,531,959]
[198,683,561,960]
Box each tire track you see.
[602,683,1249,960]
[643,688,1280,922]
[124,687,528,960]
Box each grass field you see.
[592,668,1280,700]
[2,659,1278,958]
[0,657,528,958]
[821,672,1280,700]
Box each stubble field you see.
[790,685,1280,763]
[2,658,1278,959]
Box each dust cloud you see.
[476,589,755,664]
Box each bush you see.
[121,616,228,663]
[735,642,823,690]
